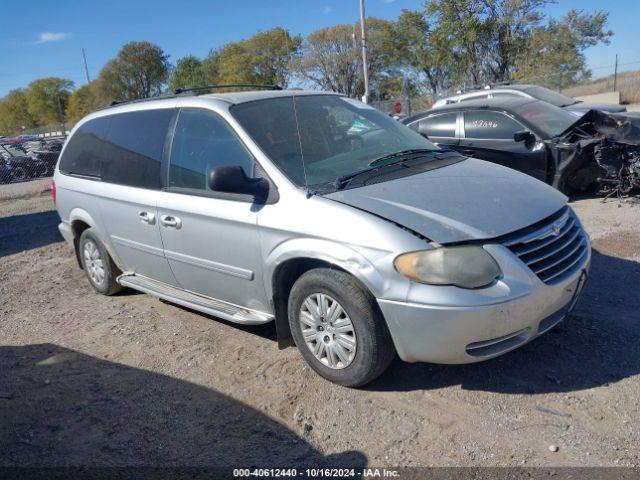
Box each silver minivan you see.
[54,88,590,386]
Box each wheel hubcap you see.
[299,293,356,369]
[83,240,105,286]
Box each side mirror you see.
[208,165,267,196]
[513,130,535,143]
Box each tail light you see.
[51,179,57,206]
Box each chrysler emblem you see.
[551,224,560,236]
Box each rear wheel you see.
[288,268,395,387]
[79,229,123,295]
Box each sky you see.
[2,0,639,96]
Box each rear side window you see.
[101,109,173,189]
[169,108,254,191]
[417,113,457,138]
[59,117,110,177]
[464,111,523,140]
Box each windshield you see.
[513,100,579,138]
[522,85,577,108]
[231,95,438,187]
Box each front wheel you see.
[288,268,395,387]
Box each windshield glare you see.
[523,85,576,108]
[231,95,438,186]
[513,101,578,138]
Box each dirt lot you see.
[1,188,639,468]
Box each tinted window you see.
[417,113,457,138]
[59,116,110,177]
[464,111,523,140]
[169,109,254,191]
[513,101,577,138]
[101,109,173,189]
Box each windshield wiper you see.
[367,148,438,167]
[334,148,443,190]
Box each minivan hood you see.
[325,158,567,244]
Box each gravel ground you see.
[0,189,639,468]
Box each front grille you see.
[500,206,589,285]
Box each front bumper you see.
[378,250,590,364]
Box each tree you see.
[292,25,360,97]
[292,18,394,98]
[24,77,74,126]
[515,9,613,89]
[96,41,170,102]
[170,55,208,90]
[217,27,301,86]
[0,89,35,135]
[66,82,104,123]
[390,9,457,96]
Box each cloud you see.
[36,32,72,44]
[322,6,333,14]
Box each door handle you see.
[160,215,182,229]
[462,149,475,156]
[138,211,155,225]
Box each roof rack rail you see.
[103,84,283,109]
[174,84,282,95]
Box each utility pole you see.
[613,54,618,92]
[82,48,91,84]
[56,93,65,134]
[359,0,369,104]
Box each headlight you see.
[394,245,501,289]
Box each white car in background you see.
[432,84,626,116]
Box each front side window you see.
[463,111,523,140]
[512,101,577,138]
[417,113,457,138]
[101,109,173,189]
[169,108,254,191]
[231,95,438,187]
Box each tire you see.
[78,229,123,296]
[288,268,395,387]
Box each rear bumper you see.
[58,221,74,245]
[378,253,590,364]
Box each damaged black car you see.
[403,97,640,196]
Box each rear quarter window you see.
[59,116,110,177]
[101,109,173,189]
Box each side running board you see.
[117,273,274,325]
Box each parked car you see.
[432,83,626,116]
[1,144,49,182]
[402,97,640,194]
[54,88,590,386]
[0,159,11,183]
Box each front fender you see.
[263,238,394,300]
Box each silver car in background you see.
[53,88,590,386]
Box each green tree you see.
[0,89,35,135]
[66,82,103,123]
[217,27,301,86]
[390,9,456,96]
[292,18,394,98]
[515,9,612,89]
[170,55,208,90]
[96,41,170,101]
[25,77,74,126]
